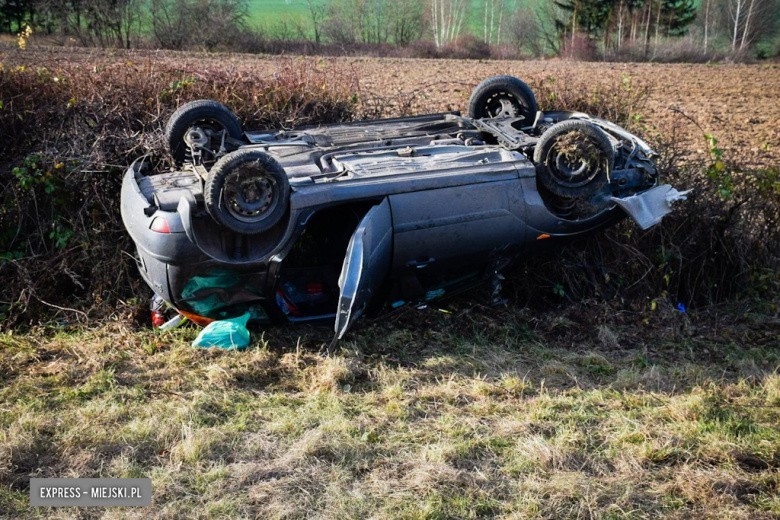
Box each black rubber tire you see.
[533,120,615,198]
[467,75,539,123]
[204,149,290,235]
[165,100,243,165]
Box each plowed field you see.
[4,46,778,168]
[354,58,780,169]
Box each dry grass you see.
[1,304,778,518]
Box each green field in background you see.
[247,0,310,27]
[246,0,525,39]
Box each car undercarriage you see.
[121,75,688,342]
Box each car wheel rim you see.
[546,135,605,188]
[483,92,521,118]
[222,164,279,223]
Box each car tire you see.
[467,75,539,123]
[165,100,244,165]
[533,119,615,198]
[204,149,290,235]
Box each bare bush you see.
[321,0,424,46]
[149,0,249,51]
[506,79,780,309]
[439,34,492,59]
[511,149,780,310]
[606,35,728,62]
[560,32,599,61]
[0,54,357,326]
[527,74,651,128]
[404,39,440,58]
[0,51,777,327]
[505,9,544,57]
[430,0,469,47]
[42,0,146,48]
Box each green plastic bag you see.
[192,312,251,350]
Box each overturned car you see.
[121,75,686,342]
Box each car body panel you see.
[121,106,684,337]
[334,198,393,340]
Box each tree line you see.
[1,0,777,59]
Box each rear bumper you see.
[121,162,274,320]
[120,161,205,265]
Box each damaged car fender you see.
[612,185,692,230]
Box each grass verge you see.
[1,303,778,518]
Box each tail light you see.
[150,217,171,234]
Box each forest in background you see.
[1,0,778,61]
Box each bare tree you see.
[431,0,468,47]
[321,0,358,44]
[322,0,423,45]
[267,16,299,41]
[720,0,778,53]
[149,0,248,50]
[304,0,326,45]
[506,6,544,55]
[533,0,564,54]
[730,0,744,49]
[615,0,625,50]
[368,0,388,44]
[483,0,506,45]
[701,0,714,51]
[389,0,425,45]
[738,0,777,50]
[82,0,144,48]
[32,0,76,35]
[323,0,377,44]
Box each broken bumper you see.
[611,184,690,230]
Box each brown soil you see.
[351,58,780,169]
[2,45,777,168]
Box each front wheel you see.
[533,120,615,198]
[204,150,290,235]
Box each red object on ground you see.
[151,310,166,327]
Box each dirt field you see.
[353,58,780,169]
[3,46,778,169]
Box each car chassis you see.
[121,75,687,342]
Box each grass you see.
[1,302,778,518]
[247,0,518,40]
[247,0,312,29]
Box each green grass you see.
[1,303,778,518]
[246,0,524,40]
[247,0,312,29]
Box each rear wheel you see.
[204,150,290,235]
[533,120,615,198]
[467,75,538,123]
[165,100,243,166]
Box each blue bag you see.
[192,312,251,350]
